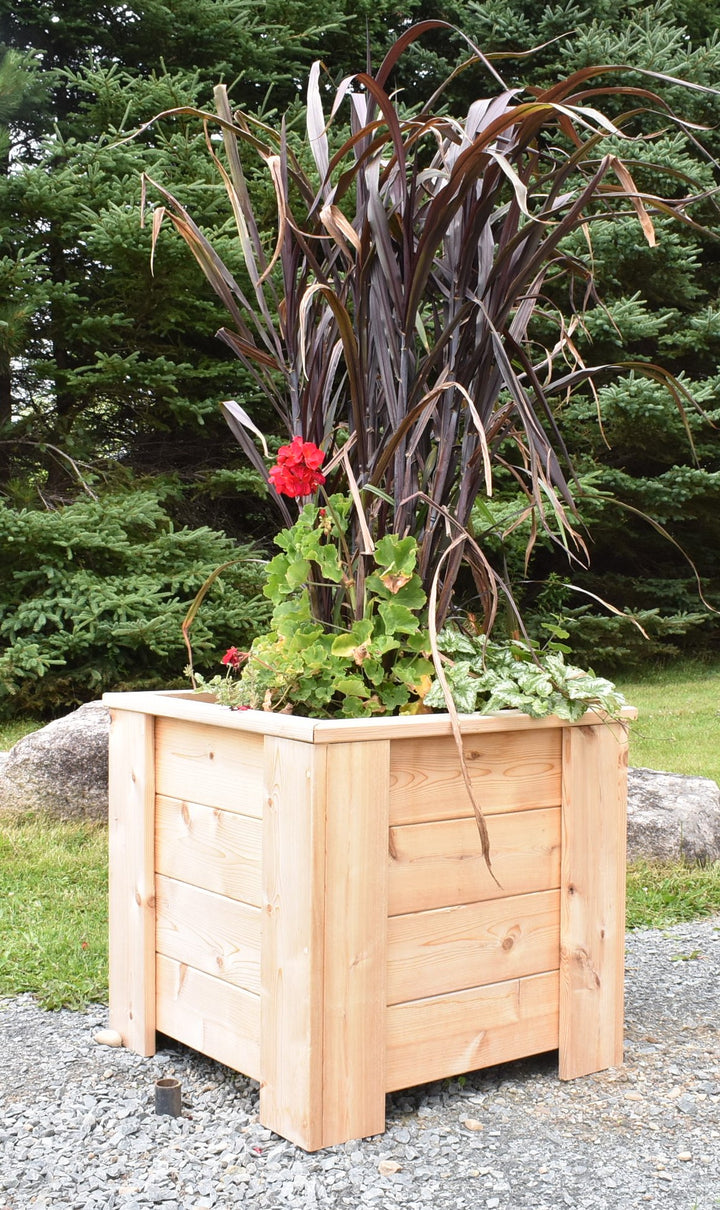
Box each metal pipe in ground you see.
[154,1077,182,1117]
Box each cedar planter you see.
[105,689,633,1151]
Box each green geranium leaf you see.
[314,544,345,582]
[362,657,386,685]
[331,618,374,659]
[335,675,371,698]
[366,570,427,608]
[369,633,400,657]
[374,534,418,574]
[378,601,421,636]
[283,556,311,589]
[392,655,435,687]
[378,682,411,711]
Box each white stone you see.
[93,1030,123,1048]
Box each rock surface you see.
[627,766,720,865]
[0,701,110,821]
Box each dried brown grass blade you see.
[607,156,656,246]
[341,450,375,555]
[428,537,499,884]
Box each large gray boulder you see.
[0,702,110,821]
[627,766,720,865]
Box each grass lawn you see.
[0,717,44,749]
[0,816,108,1008]
[0,658,717,1009]
[616,658,720,785]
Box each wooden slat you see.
[386,971,559,1092]
[155,718,264,815]
[312,706,636,744]
[155,874,261,993]
[387,890,560,1005]
[559,722,629,1079]
[108,709,156,1056]
[103,691,635,743]
[155,795,262,907]
[260,736,327,1151]
[103,691,318,740]
[389,807,561,915]
[389,729,561,826]
[156,954,260,1081]
[321,741,389,1146]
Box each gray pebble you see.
[0,916,719,1209]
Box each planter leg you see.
[108,709,157,1056]
[261,737,389,1150]
[559,722,628,1079]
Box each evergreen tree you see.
[1,0,718,679]
[0,0,354,505]
[455,0,720,661]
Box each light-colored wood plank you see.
[108,709,156,1056]
[312,706,636,743]
[387,890,560,1005]
[389,807,561,915]
[103,691,635,743]
[156,954,260,1081]
[260,736,327,1151]
[103,691,318,740]
[386,971,559,1092]
[322,741,389,1146]
[155,795,262,907]
[389,729,562,826]
[155,874,261,993]
[559,721,629,1079]
[155,718,264,815]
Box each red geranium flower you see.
[269,436,326,498]
[221,647,243,670]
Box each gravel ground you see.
[1,916,718,1210]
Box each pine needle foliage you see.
[0,488,269,717]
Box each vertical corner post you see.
[559,720,629,1079]
[321,739,389,1146]
[260,736,389,1150]
[108,708,157,1055]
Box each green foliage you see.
[195,501,435,717]
[626,861,720,929]
[197,492,626,720]
[424,628,627,720]
[0,488,270,717]
[536,605,712,672]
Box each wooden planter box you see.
[105,690,633,1151]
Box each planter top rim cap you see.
[102,689,636,743]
